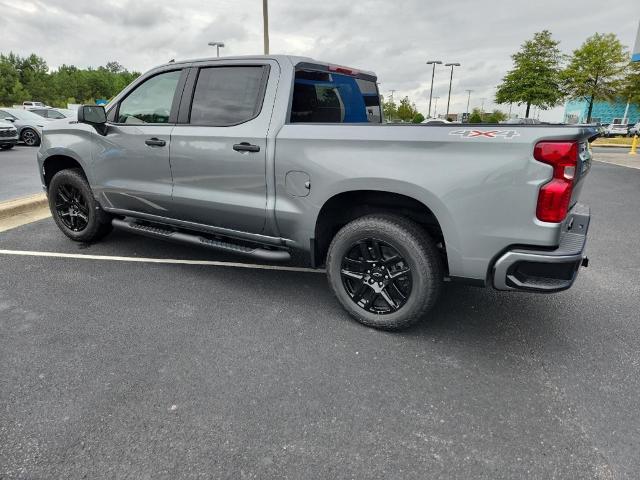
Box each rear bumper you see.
[492,204,590,292]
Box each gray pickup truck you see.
[37,55,594,330]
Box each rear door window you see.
[189,66,267,126]
[291,70,381,123]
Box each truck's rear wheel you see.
[49,169,113,242]
[326,214,443,330]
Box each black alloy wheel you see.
[55,184,89,232]
[340,238,412,314]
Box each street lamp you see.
[444,62,460,119]
[426,60,442,118]
[433,96,440,118]
[208,41,225,57]
[465,89,473,118]
[263,0,269,54]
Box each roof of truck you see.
[156,55,377,78]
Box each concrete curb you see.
[0,193,48,220]
[591,143,632,148]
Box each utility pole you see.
[480,97,486,114]
[465,89,473,116]
[426,60,442,118]
[444,62,460,118]
[263,0,269,54]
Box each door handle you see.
[145,137,166,147]
[233,142,260,153]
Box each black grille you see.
[0,129,17,138]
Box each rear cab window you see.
[290,67,381,124]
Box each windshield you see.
[10,109,49,121]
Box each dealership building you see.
[564,98,640,124]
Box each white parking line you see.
[0,249,324,274]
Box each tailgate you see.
[570,140,592,208]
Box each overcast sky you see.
[0,0,638,120]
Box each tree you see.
[468,108,483,124]
[412,112,425,123]
[620,61,640,107]
[563,33,629,122]
[383,97,397,121]
[486,109,508,123]
[396,96,418,122]
[0,51,140,107]
[495,30,564,118]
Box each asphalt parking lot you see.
[0,146,43,202]
[1,160,639,479]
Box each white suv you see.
[0,119,19,150]
[604,123,628,137]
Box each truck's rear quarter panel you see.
[274,124,594,281]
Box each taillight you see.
[534,141,578,223]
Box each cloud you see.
[0,0,637,120]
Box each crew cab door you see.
[92,68,187,215]
[169,61,276,234]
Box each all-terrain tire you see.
[48,168,113,242]
[326,214,443,330]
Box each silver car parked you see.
[0,108,50,146]
[0,119,19,150]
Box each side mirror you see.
[77,105,107,135]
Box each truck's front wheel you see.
[49,169,113,243]
[326,214,443,330]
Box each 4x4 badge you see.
[449,129,520,139]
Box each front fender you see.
[38,123,97,186]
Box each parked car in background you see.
[500,118,541,125]
[22,101,46,108]
[628,122,640,136]
[0,119,19,150]
[29,108,72,120]
[421,118,451,124]
[0,108,50,146]
[604,123,628,137]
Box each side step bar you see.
[112,218,291,262]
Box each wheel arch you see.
[42,154,87,189]
[313,188,459,273]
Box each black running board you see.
[111,218,291,262]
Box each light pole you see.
[480,97,486,114]
[388,90,397,121]
[444,62,460,119]
[465,89,473,118]
[263,0,269,54]
[208,42,225,57]
[426,61,442,118]
[433,96,440,118]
